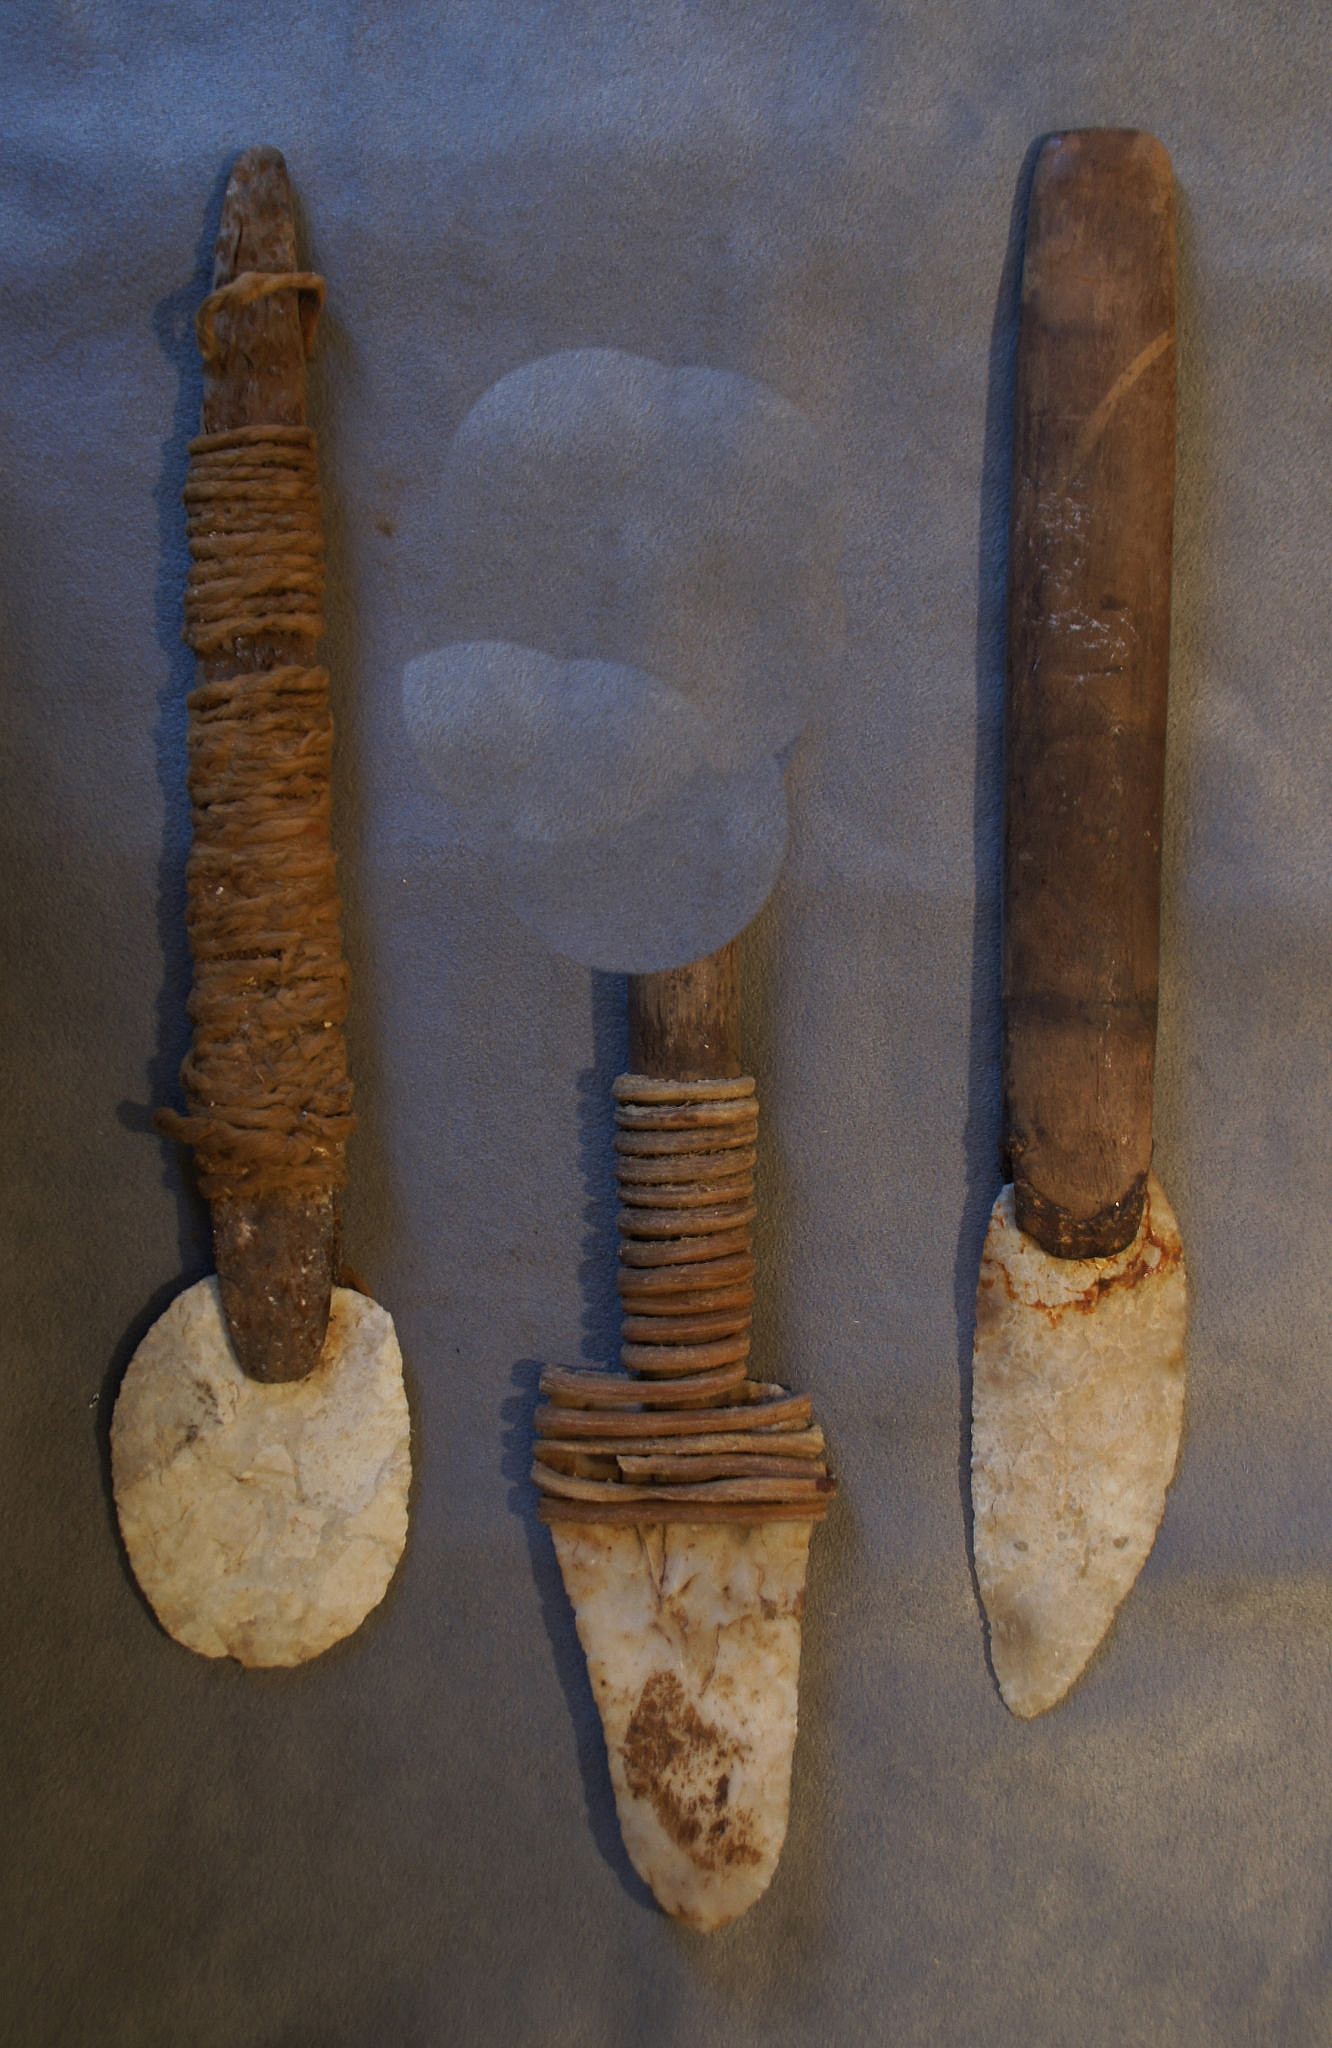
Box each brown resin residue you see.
[981,1202,1183,1329]
[1065,1219,1182,1315]
[622,1671,760,1869]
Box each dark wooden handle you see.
[203,148,341,1381]
[628,941,741,1080]
[1003,130,1177,1259]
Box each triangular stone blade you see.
[552,1519,811,1930]
[971,1171,1187,1717]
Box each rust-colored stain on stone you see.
[623,1671,760,1869]
[971,1173,1187,1716]
[980,1201,1182,1329]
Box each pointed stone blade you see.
[552,1519,811,1930]
[971,1172,1187,1718]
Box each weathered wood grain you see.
[1004,129,1177,1258]
[627,942,741,1081]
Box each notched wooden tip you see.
[215,148,297,280]
[222,144,294,210]
[235,143,290,176]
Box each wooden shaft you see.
[1003,130,1177,1259]
[201,148,340,1381]
[627,942,742,1081]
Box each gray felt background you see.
[2,4,1329,2044]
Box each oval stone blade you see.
[551,1519,811,1930]
[971,1172,1187,1717]
[113,1278,410,1666]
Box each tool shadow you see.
[100,165,228,1611]
[501,971,654,1909]
[953,141,1043,1692]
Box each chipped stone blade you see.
[552,1520,810,1930]
[971,1172,1187,1718]
[112,1278,410,1667]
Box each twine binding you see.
[535,1075,835,1524]
[156,271,354,1203]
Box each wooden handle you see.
[201,148,340,1381]
[628,941,741,1080]
[1003,130,1177,1258]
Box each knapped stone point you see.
[112,1277,410,1668]
[972,1173,1187,1717]
[553,1517,811,1930]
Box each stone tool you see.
[971,130,1187,1718]
[536,940,834,1929]
[111,149,410,1667]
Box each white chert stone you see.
[972,1173,1187,1718]
[552,1519,811,1931]
[113,1278,410,1668]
